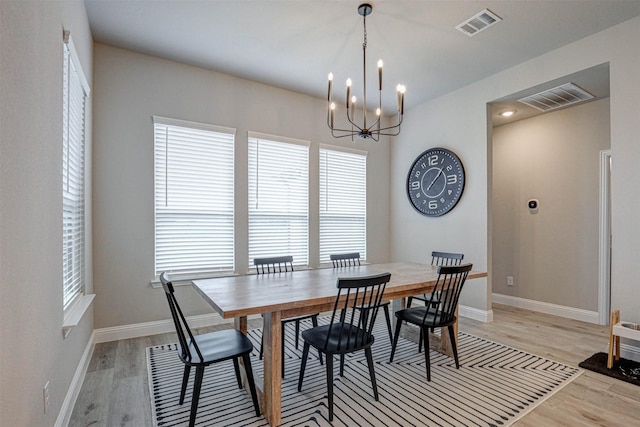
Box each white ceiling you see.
[85,0,639,120]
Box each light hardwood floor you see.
[69,304,640,426]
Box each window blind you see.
[248,133,309,266]
[154,117,235,275]
[62,35,89,310]
[319,147,367,263]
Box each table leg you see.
[262,311,282,426]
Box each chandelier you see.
[327,3,406,141]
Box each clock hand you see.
[426,168,444,191]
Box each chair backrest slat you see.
[324,273,390,351]
[330,252,361,268]
[160,272,204,363]
[422,264,472,327]
[431,251,464,266]
[254,255,294,274]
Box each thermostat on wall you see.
[528,199,539,210]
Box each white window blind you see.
[62,34,89,310]
[319,147,367,263]
[154,117,235,276]
[248,133,309,266]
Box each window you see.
[154,117,235,276]
[319,146,367,263]
[62,33,89,310]
[248,133,309,266]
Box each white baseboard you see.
[459,305,493,323]
[620,342,640,363]
[492,293,600,324]
[55,331,95,427]
[94,313,228,343]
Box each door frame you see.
[598,149,612,325]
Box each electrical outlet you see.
[43,381,50,414]
[507,276,514,286]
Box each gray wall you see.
[0,1,93,425]
[492,99,610,310]
[389,17,639,327]
[92,44,391,329]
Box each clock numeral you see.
[420,162,427,169]
[411,181,420,190]
[448,189,453,195]
[428,200,438,209]
[414,170,421,178]
[446,164,453,172]
[414,192,421,198]
[440,197,445,203]
[428,155,439,166]
[447,175,457,184]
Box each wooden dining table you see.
[192,262,487,426]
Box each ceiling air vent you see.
[518,83,595,112]
[455,9,502,37]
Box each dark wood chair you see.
[254,255,321,377]
[159,272,260,427]
[297,272,391,421]
[407,251,464,352]
[330,252,394,344]
[330,252,361,267]
[389,263,473,381]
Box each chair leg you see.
[326,352,335,421]
[383,305,394,344]
[407,296,413,308]
[295,320,300,349]
[242,353,261,417]
[233,357,243,388]
[297,342,311,391]
[179,365,191,404]
[365,347,379,401]
[281,323,286,378]
[422,327,431,381]
[418,330,423,353]
[389,318,403,363]
[259,332,264,360]
[339,354,345,376]
[188,366,205,427]
[447,324,460,369]
[312,316,323,365]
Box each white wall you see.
[0,1,93,425]
[492,99,610,311]
[92,44,391,329]
[390,17,640,327]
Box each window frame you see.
[247,131,310,269]
[319,144,367,264]
[153,116,236,280]
[62,32,90,312]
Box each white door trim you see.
[598,149,612,325]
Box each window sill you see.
[150,271,240,288]
[62,294,95,338]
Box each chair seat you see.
[302,323,374,354]
[180,329,254,365]
[395,307,455,328]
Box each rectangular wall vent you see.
[518,83,595,112]
[455,9,502,37]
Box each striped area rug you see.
[147,319,581,426]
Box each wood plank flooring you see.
[69,305,640,426]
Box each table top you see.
[192,262,487,319]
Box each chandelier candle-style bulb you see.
[326,3,406,141]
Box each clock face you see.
[406,147,465,216]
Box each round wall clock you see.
[406,147,465,216]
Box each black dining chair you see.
[330,252,394,344]
[407,251,464,352]
[389,263,472,381]
[254,255,321,377]
[159,272,260,427]
[297,272,391,421]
